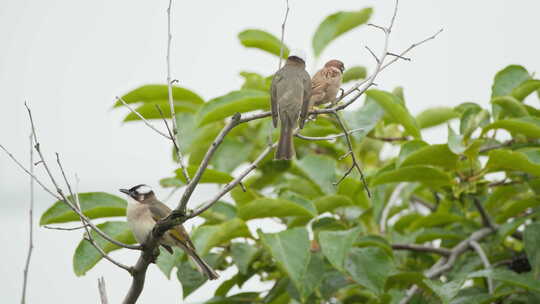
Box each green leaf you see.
[174,166,233,184]
[400,144,458,170]
[313,195,354,214]
[259,227,312,300]
[397,140,428,167]
[40,192,126,225]
[468,269,540,293]
[337,177,370,209]
[231,243,259,275]
[296,154,338,194]
[197,90,269,126]
[460,106,490,139]
[319,227,362,271]
[73,221,136,276]
[231,186,260,207]
[240,72,272,91]
[238,29,289,58]
[342,97,385,142]
[114,84,204,107]
[512,79,540,101]
[345,247,395,296]
[312,8,372,57]
[486,149,540,176]
[238,198,315,220]
[491,96,529,118]
[524,222,540,279]
[199,201,237,224]
[156,247,184,279]
[483,117,540,138]
[423,278,465,304]
[495,197,540,223]
[178,253,222,298]
[212,137,254,173]
[192,219,251,255]
[491,65,530,97]
[342,66,367,83]
[367,90,421,139]
[410,213,464,231]
[371,165,452,187]
[447,125,466,155]
[122,100,200,121]
[416,107,459,129]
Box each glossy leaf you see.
[397,140,428,167]
[486,149,540,176]
[491,65,530,97]
[114,84,204,107]
[524,223,540,279]
[447,125,466,155]
[174,166,233,184]
[367,90,421,139]
[199,201,237,224]
[231,243,259,274]
[342,66,367,83]
[73,221,136,276]
[212,137,254,173]
[122,100,200,121]
[512,79,540,101]
[482,117,540,138]
[240,71,272,91]
[400,144,458,170]
[259,228,313,300]
[468,269,540,293]
[345,247,395,296]
[238,198,315,220]
[238,29,289,58]
[156,247,184,279]
[40,192,126,225]
[423,278,465,304]
[371,165,452,187]
[196,90,270,126]
[192,218,251,255]
[295,154,338,194]
[319,227,362,271]
[491,96,529,118]
[178,253,222,298]
[312,8,373,57]
[342,97,385,141]
[416,107,459,129]
[313,195,354,214]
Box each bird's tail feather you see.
[276,116,294,160]
[186,249,219,280]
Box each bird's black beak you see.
[119,188,131,195]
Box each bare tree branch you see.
[116,97,171,139]
[332,111,370,197]
[278,0,290,69]
[391,244,451,256]
[470,240,493,294]
[399,227,494,304]
[98,277,109,304]
[43,224,88,231]
[295,128,364,141]
[21,133,35,304]
[166,0,190,184]
[472,196,496,231]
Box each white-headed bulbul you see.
[271,53,312,160]
[310,59,345,107]
[120,184,218,280]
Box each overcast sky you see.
[1,0,540,303]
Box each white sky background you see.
[1,0,539,303]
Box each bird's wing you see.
[311,69,330,92]
[299,70,312,129]
[148,201,172,221]
[270,70,283,128]
[148,201,195,249]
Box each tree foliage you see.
[38,5,540,304]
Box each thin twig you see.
[43,224,88,231]
[21,133,35,304]
[368,135,410,142]
[98,277,109,304]
[391,244,451,256]
[295,128,364,141]
[469,241,493,294]
[116,97,171,139]
[472,197,497,231]
[332,111,371,197]
[178,113,242,213]
[278,0,290,69]
[410,195,436,212]
[166,0,190,185]
[380,183,405,233]
[365,46,380,63]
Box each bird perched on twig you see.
[271,52,311,160]
[309,59,345,108]
[120,184,218,280]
